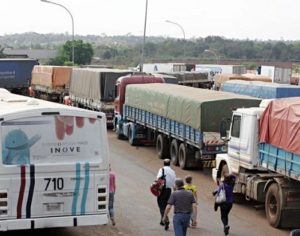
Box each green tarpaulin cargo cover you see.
[125,83,261,132]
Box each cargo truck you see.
[30,65,72,103]
[0,58,39,95]
[114,81,261,169]
[195,64,246,75]
[221,80,300,99]
[141,63,195,74]
[69,68,133,125]
[158,71,213,89]
[259,65,292,84]
[212,98,300,228]
[214,73,271,90]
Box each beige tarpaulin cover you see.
[242,73,272,82]
[70,68,132,101]
[214,74,245,90]
[214,73,272,90]
[31,66,72,89]
[125,83,261,132]
[260,97,300,155]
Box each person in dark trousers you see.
[156,159,176,230]
[214,174,236,235]
[162,178,197,236]
[109,164,116,226]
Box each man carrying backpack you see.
[156,159,176,230]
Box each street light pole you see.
[165,20,186,60]
[204,49,220,64]
[41,0,74,65]
[140,0,148,72]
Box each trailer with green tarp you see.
[118,83,261,169]
[69,68,133,125]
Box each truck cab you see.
[213,100,271,181]
[114,74,165,138]
[213,99,300,228]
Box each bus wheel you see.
[156,134,169,159]
[170,139,179,166]
[178,143,188,170]
[265,183,282,228]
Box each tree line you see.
[95,36,300,67]
[1,34,300,67]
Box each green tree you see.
[49,40,94,65]
[0,45,5,58]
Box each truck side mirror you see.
[220,118,230,140]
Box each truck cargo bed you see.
[125,83,261,132]
[259,143,300,181]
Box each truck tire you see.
[156,134,169,159]
[115,124,123,140]
[265,183,282,228]
[115,120,124,140]
[128,126,136,146]
[170,139,179,166]
[178,143,188,170]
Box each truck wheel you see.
[265,183,282,228]
[115,120,124,140]
[115,124,123,140]
[178,143,188,170]
[156,134,169,159]
[170,139,179,166]
[128,126,136,146]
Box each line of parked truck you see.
[0,59,216,126]
[113,73,300,229]
[2,59,300,229]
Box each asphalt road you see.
[1,130,292,236]
[105,130,290,236]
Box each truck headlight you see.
[221,146,227,152]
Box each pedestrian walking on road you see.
[157,159,176,230]
[163,178,197,236]
[184,175,198,226]
[213,174,236,235]
[109,164,116,226]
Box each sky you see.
[1,0,299,41]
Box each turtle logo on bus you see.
[2,129,41,165]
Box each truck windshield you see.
[231,115,241,138]
[1,115,102,165]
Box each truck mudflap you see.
[194,151,216,168]
[202,159,216,168]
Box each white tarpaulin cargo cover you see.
[125,83,261,132]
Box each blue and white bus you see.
[0,89,109,231]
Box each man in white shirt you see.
[157,159,176,230]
